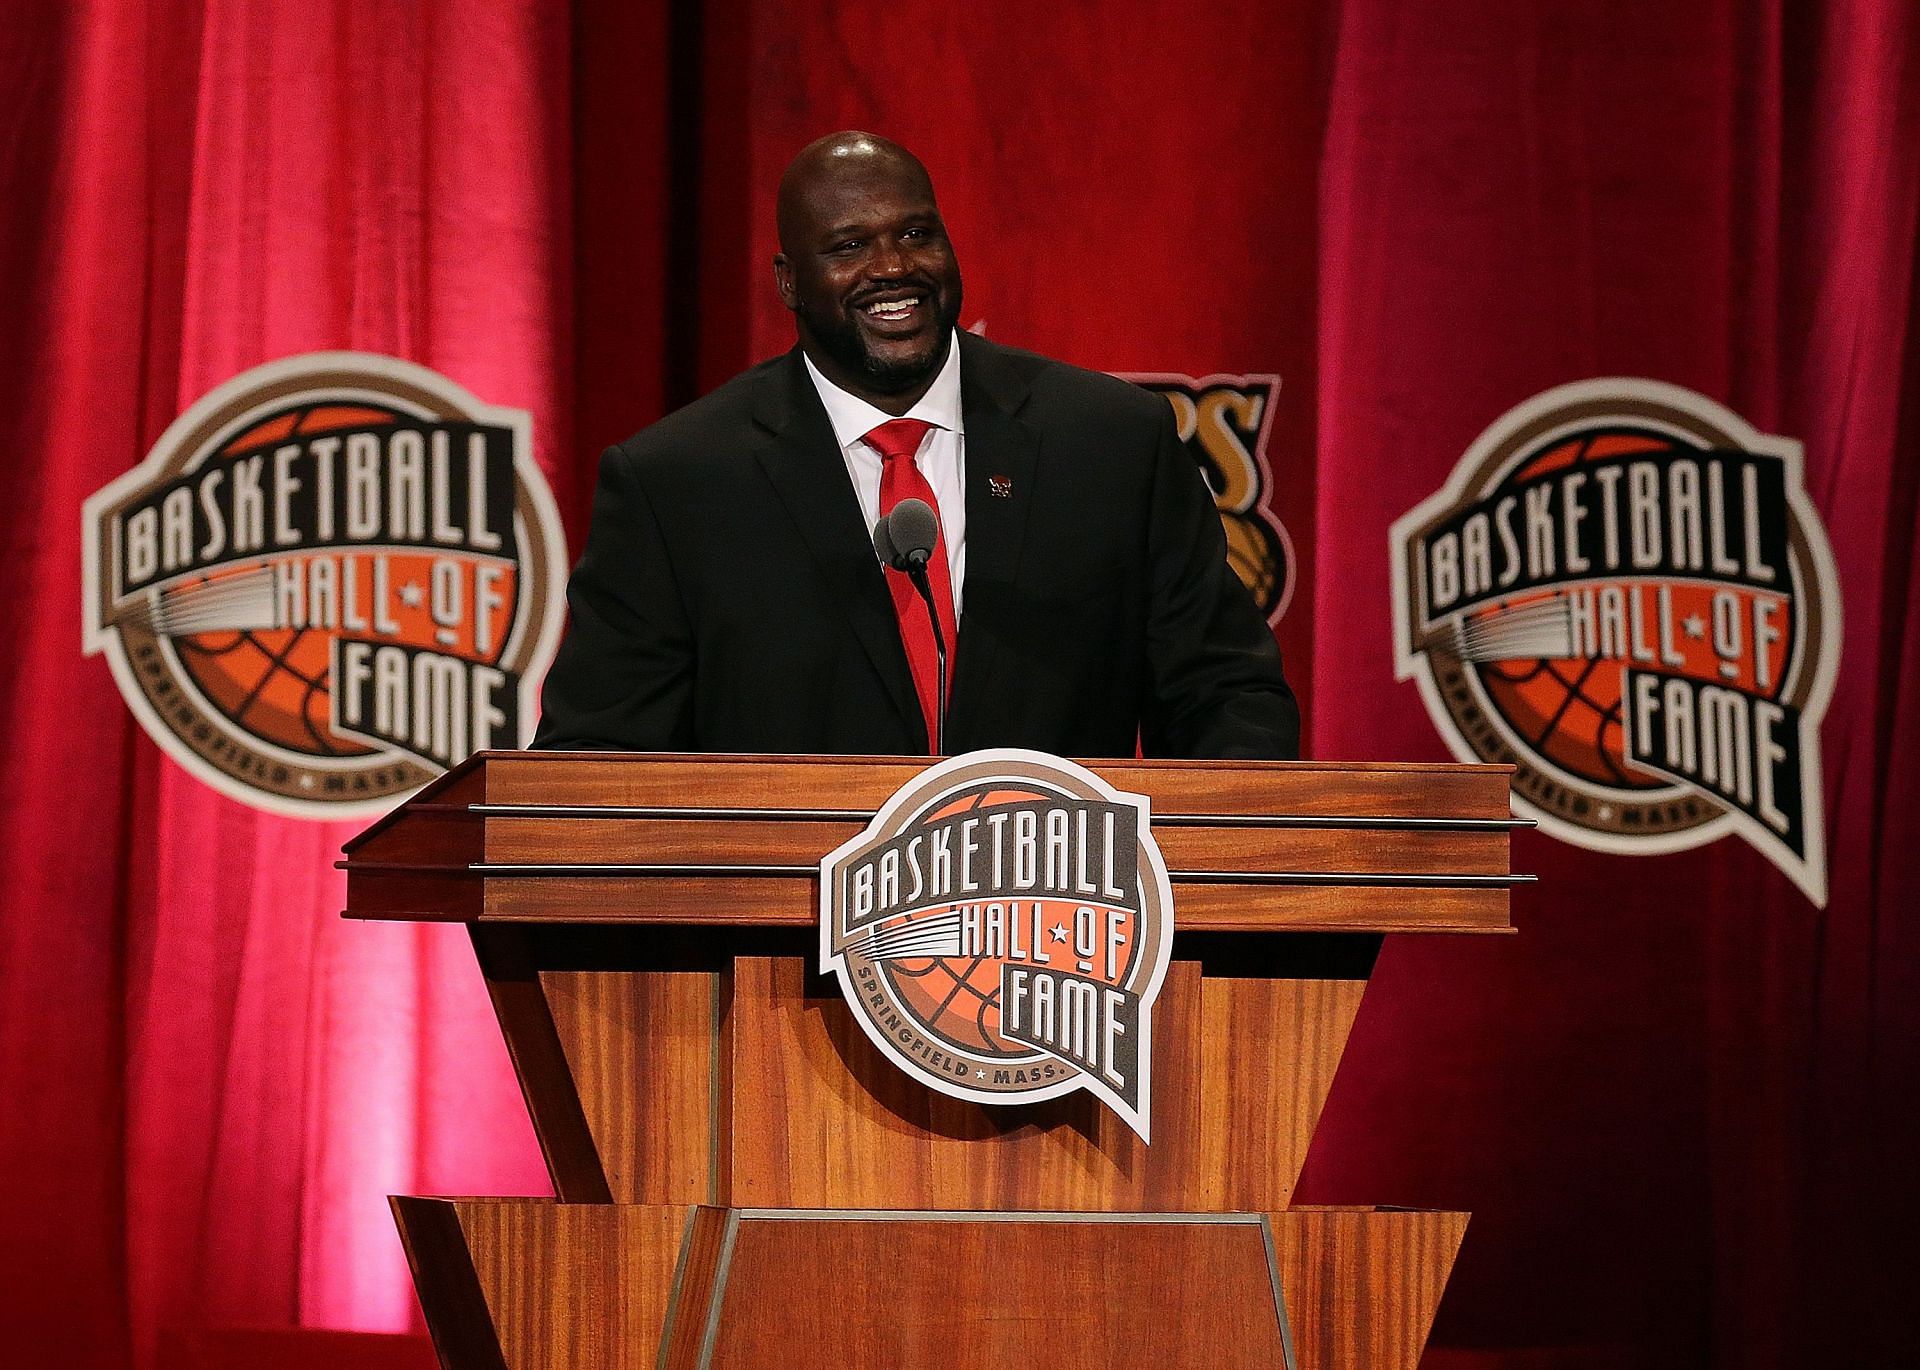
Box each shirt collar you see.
[802,332,965,452]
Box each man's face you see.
[775,159,963,399]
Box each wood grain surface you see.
[476,815,1510,873]
[341,750,1514,821]
[343,753,1523,936]
[721,956,1365,1211]
[727,956,1207,1209]
[1271,1206,1470,1370]
[655,1206,731,1370]
[700,1214,1289,1368]
[358,757,1501,1367]
[1196,975,1369,1210]
[392,1201,1467,1370]
[541,969,718,1205]
[467,933,1372,1211]
[391,1196,508,1370]
[396,1199,689,1370]
[467,927,611,1203]
[467,874,1513,932]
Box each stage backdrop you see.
[2,2,1915,1368]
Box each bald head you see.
[772,131,963,412]
[776,132,936,254]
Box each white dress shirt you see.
[803,336,967,615]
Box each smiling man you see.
[534,132,1298,759]
[773,135,964,409]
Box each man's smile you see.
[856,290,931,332]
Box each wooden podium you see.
[344,752,1522,1370]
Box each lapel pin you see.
[988,474,1013,498]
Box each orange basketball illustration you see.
[879,782,1147,1057]
[171,404,404,756]
[1221,511,1284,614]
[1455,427,1798,791]
[177,599,368,755]
[1471,431,1669,788]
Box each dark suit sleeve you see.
[531,444,697,750]
[1138,403,1301,759]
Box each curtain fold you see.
[1306,3,1920,1366]
[2,3,602,1364]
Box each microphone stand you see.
[904,558,947,755]
[875,505,950,756]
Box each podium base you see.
[393,1200,1464,1370]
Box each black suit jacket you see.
[533,333,1299,758]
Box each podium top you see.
[343,752,1527,934]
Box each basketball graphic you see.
[82,354,566,818]
[1121,372,1297,624]
[172,567,371,758]
[821,751,1173,1139]
[1392,379,1839,906]
[877,782,1145,1058]
[167,403,399,759]
[1221,511,1285,614]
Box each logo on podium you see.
[821,750,1174,1140]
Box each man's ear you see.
[773,254,797,311]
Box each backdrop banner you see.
[2,2,1915,1368]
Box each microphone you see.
[872,498,948,753]
[875,497,939,571]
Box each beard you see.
[803,274,964,395]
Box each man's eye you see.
[831,241,863,254]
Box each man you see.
[534,132,1298,759]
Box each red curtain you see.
[0,2,658,1363]
[1302,4,1920,1365]
[3,2,1916,1368]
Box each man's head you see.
[774,132,964,410]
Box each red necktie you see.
[865,418,957,753]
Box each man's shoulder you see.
[961,334,1168,428]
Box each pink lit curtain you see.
[3,2,1917,1368]
[1,3,621,1364]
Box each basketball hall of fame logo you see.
[1123,372,1297,623]
[83,353,567,819]
[821,751,1175,1140]
[1392,379,1840,905]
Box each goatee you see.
[806,281,963,396]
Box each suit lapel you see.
[948,336,1040,749]
[750,351,926,747]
